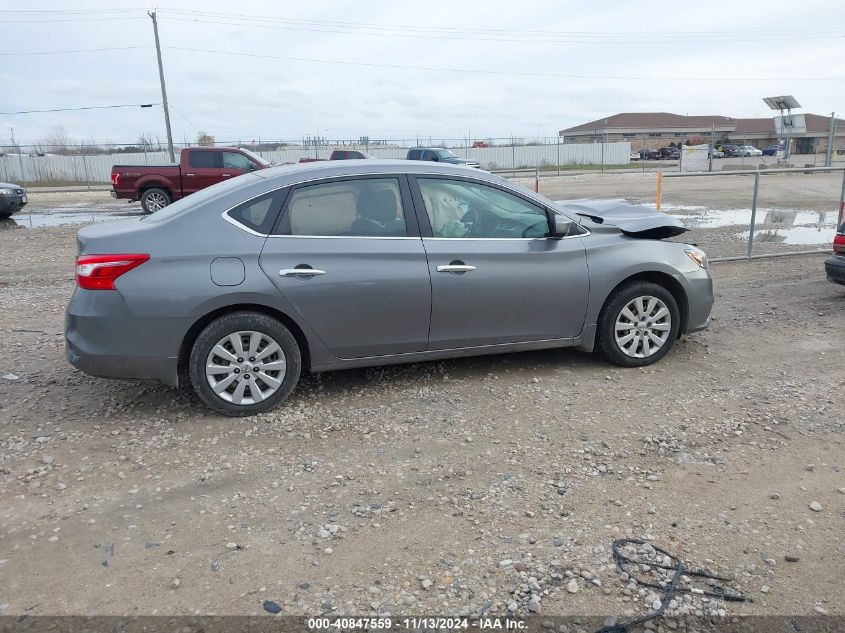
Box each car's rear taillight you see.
[76,254,149,290]
[111,172,120,186]
[834,232,845,255]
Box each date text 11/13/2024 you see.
[306,617,527,630]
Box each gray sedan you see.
[66,160,713,416]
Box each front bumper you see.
[65,288,183,386]
[682,267,714,333]
[825,253,845,285]
[0,193,27,216]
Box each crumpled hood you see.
[555,198,687,239]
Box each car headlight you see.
[685,248,708,269]
[0,188,14,195]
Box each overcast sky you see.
[1,0,844,146]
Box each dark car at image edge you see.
[0,182,27,219]
[824,219,845,285]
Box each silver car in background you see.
[66,160,713,416]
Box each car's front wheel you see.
[189,312,301,416]
[596,281,681,367]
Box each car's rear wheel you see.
[189,312,301,416]
[596,281,680,367]
[140,188,171,214]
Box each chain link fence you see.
[0,137,633,186]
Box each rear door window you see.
[188,151,222,168]
[275,178,408,237]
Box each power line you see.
[159,15,845,44]
[0,46,150,56]
[3,42,839,81]
[158,9,844,39]
[0,104,157,115]
[162,45,844,81]
[3,6,841,39]
[0,16,146,23]
[0,8,146,12]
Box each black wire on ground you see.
[595,538,747,633]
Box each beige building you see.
[559,112,845,154]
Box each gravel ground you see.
[0,183,843,621]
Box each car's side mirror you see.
[248,163,256,171]
[430,155,439,162]
[548,210,572,238]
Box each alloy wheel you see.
[613,295,672,358]
[145,191,168,211]
[205,331,287,405]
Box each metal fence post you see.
[656,171,662,210]
[557,135,561,175]
[16,146,25,185]
[747,172,760,257]
[80,142,92,190]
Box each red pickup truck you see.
[111,147,271,213]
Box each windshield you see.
[434,149,457,159]
[238,148,271,166]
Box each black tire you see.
[595,280,681,368]
[140,187,171,214]
[189,311,301,416]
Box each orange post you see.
[656,171,662,210]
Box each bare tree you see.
[196,131,215,146]
[138,133,156,152]
[39,124,72,155]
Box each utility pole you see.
[148,11,175,162]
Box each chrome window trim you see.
[423,230,588,241]
[222,211,268,237]
[267,235,419,240]
[220,170,588,239]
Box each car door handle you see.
[222,173,231,177]
[185,173,195,177]
[436,264,476,273]
[280,268,326,277]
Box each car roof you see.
[255,159,485,185]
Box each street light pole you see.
[148,11,175,162]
